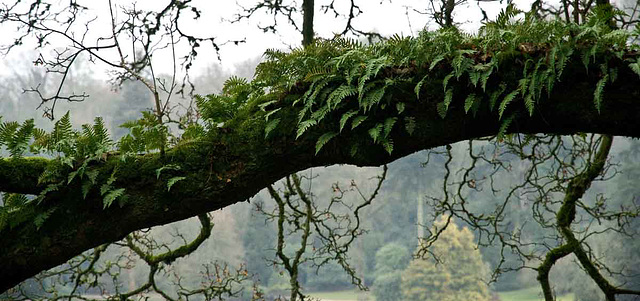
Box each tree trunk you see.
[302,0,315,46]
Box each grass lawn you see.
[307,289,364,300]
[308,286,575,301]
[498,286,574,301]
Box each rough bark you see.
[1,55,640,292]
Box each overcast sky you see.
[0,0,529,79]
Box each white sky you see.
[0,0,529,79]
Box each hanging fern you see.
[315,132,338,154]
[594,74,609,113]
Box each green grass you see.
[498,286,574,301]
[307,286,575,301]
[307,289,364,300]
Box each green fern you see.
[339,111,359,132]
[351,116,368,130]
[327,84,357,109]
[0,119,35,158]
[315,132,338,154]
[368,124,383,143]
[167,176,186,191]
[630,59,640,77]
[594,74,608,113]
[264,119,281,138]
[383,117,397,138]
[404,117,416,135]
[464,94,478,114]
[437,89,454,119]
[499,90,520,119]
[102,188,125,209]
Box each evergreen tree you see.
[401,218,491,301]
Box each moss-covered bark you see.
[1,54,640,293]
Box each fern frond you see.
[361,85,387,112]
[404,117,416,135]
[594,74,608,113]
[327,85,357,109]
[382,139,394,154]
[167,176,186,191]
[103,188,125,209]
[358,56,390,95]
[315,132,338,154]
[339,111,358,132]
[7,119,35,158]
[437,89,454,119]
[497,113,517,140]
[296,119,318,139]
[368,123,383,143]
[629,59,640,77]
[489,84,506,112]
[351,116,368,130]
[414,75,429,98]
[383,117,397,138]
[499,90,520,119]
[464,94,478,114]
[264,119,281,138]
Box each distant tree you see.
[374,242,411,275]
[372,242,410,301]
[401,217,491,301]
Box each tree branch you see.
[1,52,640,292]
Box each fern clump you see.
[0,112,128,232]
[195,8,638,155]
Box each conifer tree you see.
[401,217,490,301]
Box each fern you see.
[34,208,56,230]
[296,119,318,139]
[437,89,454,119]
[339,111,359,132]
[497,113,517,140]
[630,59,640,77]
[358,56,390,96]
[183,14,635,157]
[382,139,394,154]
[499,90,520,119]
[119,111,167,155]
[480,65,494,91]
[489,84,507,111]
[414,75,429,98]
[102,188,125,209]
[594,74,608,113]
[327,84,357,109]
[361,85,387,112]
[0,119,35,158]
[404,117,416,135]
[464,94,478,114]
[167,177,186,191]
[429,54,447,71]
[351,116,368,130]
[315,132,338,154]
[383,117,397,138]
[368,124,383,143]
[442,73,454,92]
[156,164,182,179]
[524,94,535,116]
[264,119,281,138]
